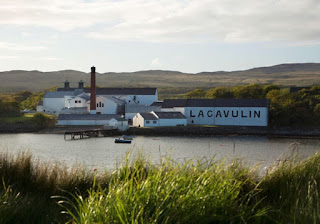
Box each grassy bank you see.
[0,113,34,123]
[0,150,320,223]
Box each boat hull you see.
[115,139,132,144]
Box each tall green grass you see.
[0,152,96,223]
[59,152,268,223]
[1,149,320,223]
[261,151,320,223]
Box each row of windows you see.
[97,102,104,107]
[146,120,157,124]
[75,100,82,103]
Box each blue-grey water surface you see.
[0,134,319,171]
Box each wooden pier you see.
[64,129,119,140]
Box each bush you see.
[31,113,55,129]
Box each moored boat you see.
[115,138,132,144]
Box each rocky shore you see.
[1,122,319,138]
[124,126,320,138]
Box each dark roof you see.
[44,91,74,98]
[58,114,121,120]
[115,117,127,121]
[57,88,157,95]
[161,99,269,108]
[150,101,163,107]
[154,112,186,119]
[289,86,311,93]
[139,113,158,120]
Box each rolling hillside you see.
[0,63,319,93]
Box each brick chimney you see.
[90,66,96,114]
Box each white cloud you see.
[151,58,163,68]
[1,0,320,43]
[34,57,64,61]
[0,55,19,60]
[0,42,47,51]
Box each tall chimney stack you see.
[90,66,96,114]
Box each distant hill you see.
[0,63,319,93]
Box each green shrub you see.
[31,113,55,129]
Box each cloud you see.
[1,0,320,44]
[0,42,47,51]
[151,58,163,68]
[0,55,19,60]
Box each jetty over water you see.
[64,129,119,140]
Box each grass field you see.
[0,113,34,123]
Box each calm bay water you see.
[0,134,319,171]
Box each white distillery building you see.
[133,111,187,127]
[41,86,158,115]
[160,99,269,126]
[39,66,159,126]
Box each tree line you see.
[1,84,319,127]
[184,84,320,127]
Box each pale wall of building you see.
[65,96,87,108]
[157,118,187,126]
[96,96,117,114]
[57,119,108,126]
[133,113,158,127]
[162,106,268,127]
[43,98,65,114]
[125,94,158,106]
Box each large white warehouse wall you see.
[171,106,268,127]
[43,98,65,114]
[185,107,215,125]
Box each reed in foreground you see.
[0,151,97,223]
[261,152,320,223]
[59,152,268,223]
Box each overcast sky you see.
[1,0,320,73]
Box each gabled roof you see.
[58,114,122,120]
[88,88,157,95]
[153,112,186,119]
[104,96,126,104]
[114,117,127,121]
[44,91,74,98]
[76,93,90,101]
[57,87,157,95]
[161,99,269,108]
[150,101,163,107]
[139,113,158,120]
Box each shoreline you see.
[1,123,319,138]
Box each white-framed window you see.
[153,121,157,124]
